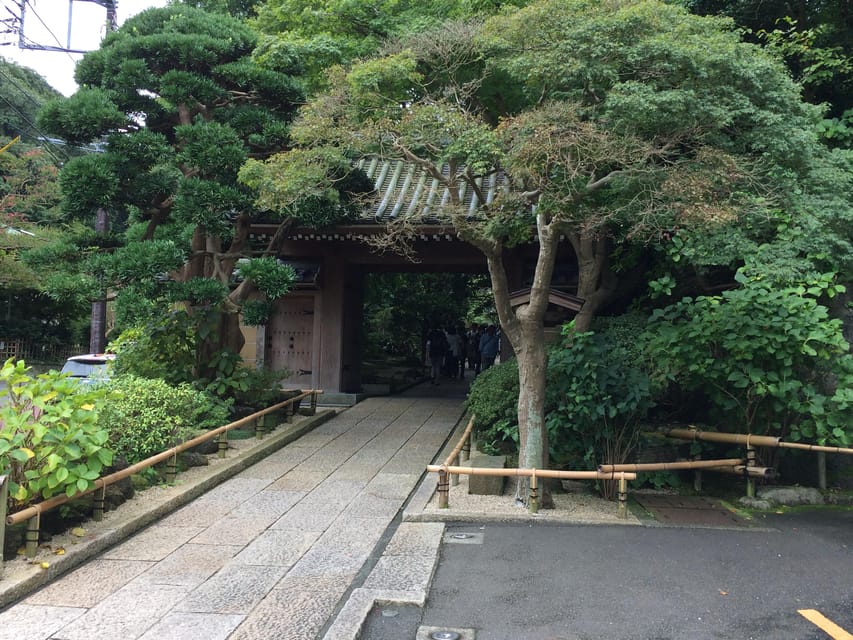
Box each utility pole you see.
[89,1,117,354]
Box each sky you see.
[1,0,169,96]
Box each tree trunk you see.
[479,217,560,508]
[570,233,618,332]
[89,207,110,353]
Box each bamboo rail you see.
[429,416,637,518]
[666,428,781,448]
[599,458,745,473]
[4,389,322,557]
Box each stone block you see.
[467,454,506,495]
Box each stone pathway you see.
[0,394,465,640]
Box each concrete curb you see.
[0,410,335,609]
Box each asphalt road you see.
[363,508,852,640]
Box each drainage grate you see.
[417,626,476,640]
[443,531,484,544]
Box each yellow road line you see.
[798,609,853,640]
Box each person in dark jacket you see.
[426,327,448,385]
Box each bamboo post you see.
[0,476,7,577]
[450,454,460,487]
[285,401,294,424]
[165,452,178,483]
[693,454,702,493]
[469,428,476,456]
[618,475,628,520]
[25,514,39,558]
[93,485,106,522]
[529,471,539,514]
[218,431,228,458]
[746,440,756,498]
[310,391,318,415]
[461,433,471,462]
[438,467,450,509]
[817,452,827,490]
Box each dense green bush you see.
[643,274,853,446]
[0,359,114,510]
[99,375,231,464]
[465,359,519,455]
[547,326,655,480]
[466,315,655,490]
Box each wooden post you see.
[0,476,7,577]
[26,514,39,558]
[255,416,265,439]
[218,431,228,458]
[693,454,702,493]
[438,468,449,509]
[310,391,318,415]
[618,475,628,520]
[166,452,178,483]
[450,454,460,487]
[93,485,106,522]
[746,442,756,498]
[529,472,539,514]
[817,452,827,490]
[461,433,471,462]
[286,402,294,423]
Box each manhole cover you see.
[451,533,473,539]
[431,632,461,640]
[443,531,483,544]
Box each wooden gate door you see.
[266,296,316,388]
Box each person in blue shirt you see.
[478,325,500,370]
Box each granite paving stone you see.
[286,546,369,578]
[364,473,422,500]
[136,612,245,640]
[309,479,368,504]
[315,517,389,555]
[157,502,233,528]
[234,449,314,479]
[361,555,437,592]
[271,501,346,532]
[267,470,327,492]
[341,493,403,519]
[0,604,86,640]
[228,489,305,518]
[190,515,277,547]
[193,477,272,509]
[228,575,351,640]
[383,522,445,557]
[173,564,289,614]
[24,559,154,608]
[103,526,206,562]
[52,582,190,640]
[134,543,239,587]
[232,529,320,566]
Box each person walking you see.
[426,327,448,385]
[479,325,500,370]
[466,325,482,375]
[445,326,464,379]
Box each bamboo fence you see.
[2,389,322,562]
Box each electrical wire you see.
[0,66,70,164]
[20,0,77,63]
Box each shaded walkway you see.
[0,388,467,640]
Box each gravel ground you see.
[420,474,641,525]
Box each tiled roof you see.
[358,159,508,223]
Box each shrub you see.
[0,358,114,511]
[547,325,655,493]
[465,359,519,455]
[642,275,853,446]
[99,375,231,464]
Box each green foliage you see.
[643,273,853,445]
[546,325,654,472]
[0,59,61,142]
[237,258,296,298]
[99,375,230,464]
[241,299,272,326]
[37,89,127,146]
[465,318,655,480]
[0,359,114,511]
[465,359,519,455]
[109,315,197,387]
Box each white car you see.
[60,353,115,384]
